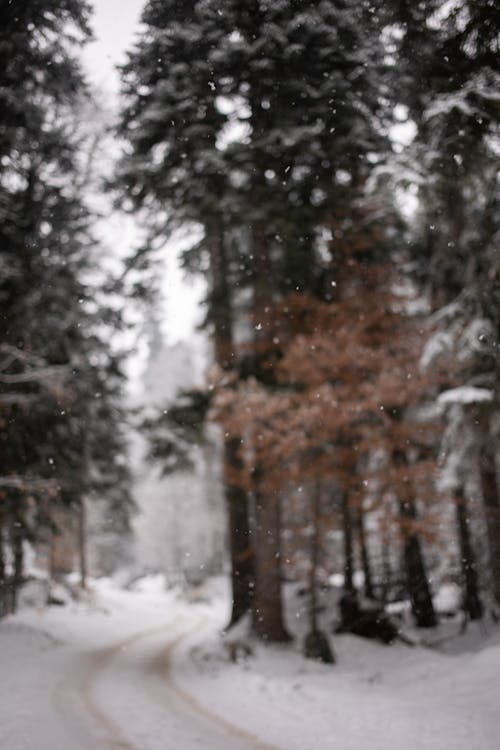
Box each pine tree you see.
[116,0,258,626]
[118,0,398,641]
[0,0,132,610]
[211,0,390,641]
[395,0,500,609]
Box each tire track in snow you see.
[54,622,178,750]
[58,615,281,750]
[153,619,281,750]
[78,624,173,750]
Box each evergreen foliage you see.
[0,0,132,611]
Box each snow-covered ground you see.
[1,576,500,750]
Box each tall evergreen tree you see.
[0,0,132,610]
[395,0,500,609]
[117,0,256,625]
[117,0,394,641]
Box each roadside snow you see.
[172,585,500,750]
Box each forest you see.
[1,1,500,748]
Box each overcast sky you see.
[82,0,205,351]
[83,0,144,94]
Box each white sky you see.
[83,0,144,97]
[83,0,205,349]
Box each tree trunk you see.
[207,222,255,626]
[394,450,437,628]
[357,508,375,600]
[226,438,254,626]
[248,221,289,641]
[341,492,355,595]
[0,507,6,618]
[304,484,335,663]
[310,483,320,633]
[10,512,24,614]
[251,486,291,642]
[77,497,87,589]
[399,497,437,627]
[380,536,392,604]
[478,427,500,607]
[454,487,483,620]
[0,507,5,584]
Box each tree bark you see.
[310,483,320,633]
[399,499,437,627]
[0,507,6,618]
[454,487,483,620]
[357,508,375,599]
[77,497,87,589]
[251,486,291,642]
[247,220,290,641]
[207,222,254,626]
[478,428,500,607]
[394,450,437,627]
[0,507,5,584]
[10,511,24,614]
[380,536,392,604]
[341,492,355,595]
[226,438,254,626]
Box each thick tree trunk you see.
[304,484,335,663]
[357,509,375,600]
[454,487,483,620]
[248,221,289,641]
[478,428,500,607]
[226,438,254,626]
[341,492,355,595]
[394,450,437,628]
[251,486,291,642]
[399,498,437,627]
[207,223,254,626]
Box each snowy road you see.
[53,618,278,750]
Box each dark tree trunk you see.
[10,512,24,614]
[380,534,392,604]
[454,487,483,620]
[399,499,437,627]
[357,508,375,599]
[0,508,5,584]
[304,484,334,663]
[341,492,355,595]
[0,508,6,618]
[207,223,255,626]
[394,450,437,628]
[478,428,500,607]
[226,438,254,627]
[248,221,289,641]
[251,487,291,642]
[310,484,320,633]
[77,497,87,589]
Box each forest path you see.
[54,613,279,750]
